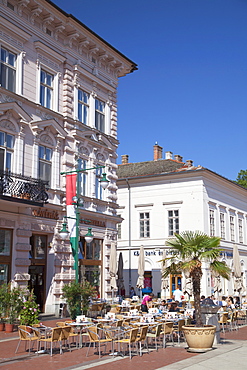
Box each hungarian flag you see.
[66,174,77,269]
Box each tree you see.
[62,281,96,319]
[235,169,247,188]
[162,231,230,327]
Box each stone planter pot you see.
[182,325,216,353]
[0,322,5,331]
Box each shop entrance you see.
[28,234,47,312]
[170,274,182,298]
[28,265,45,310]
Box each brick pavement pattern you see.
[0,318,246,370]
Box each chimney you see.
[174,155,183,162]
[153,143,163,161]
[121,154,129,165]
[165,151,173,160]
[186,160,193,167]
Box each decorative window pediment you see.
[0,101,31,123]
[30,119,66,139]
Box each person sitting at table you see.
[168,301,180,312]
[158,300,167,313]
[141,293,154,313]
[129,287,136,299]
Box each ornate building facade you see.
[0,0,137,314]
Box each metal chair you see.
[86,326,112,358]
[39,326,63,356]
[115,327,139,359]
[15,325,40,354]
[146,323,162,351]
[162,321,174,348]
[135,325,149,356]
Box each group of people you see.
[200,295,241,310]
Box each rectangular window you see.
[78,90,89,125]
[40,70,53,109]
[95,99,105,132]
[0,131,14,172]
[0,228,12,284]
[95,167,103,200]
[168,210,179,236]
[209,209,215,237]
[30,235,46,259]
[38,145,52,184]
[0,47,16,93]
[220,213,225,240]
[239,218,243,243]
[117,222,121,240]
[78,159,87,196]
[140,212,150,238]
[230,215,235,242]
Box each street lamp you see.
[59,164,109,284]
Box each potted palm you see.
[163,231,230,352]
[62,281,96,320]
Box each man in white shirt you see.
[173,287,183,302]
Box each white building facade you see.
[117,145,247,300]
[0,0,136,314]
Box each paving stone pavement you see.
[0,318,246,370]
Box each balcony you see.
[0,170,49,206]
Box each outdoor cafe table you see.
[68,321,92,348]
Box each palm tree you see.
[163,231,231,327]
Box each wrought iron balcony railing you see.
[0,170,49,204]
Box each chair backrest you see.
[139,325,148,341]
[51,327,62,341]
[61,326,72,340]
[177,319,185,331]
[18,325,28,340]
[164,322,174,334]
[221,312,228,323]
[155,323,162,337]
[87,326,99,342]
[129,328,139,343]
[117,319,123,327]
[56,322,66,327]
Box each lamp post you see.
[59,163,109,283]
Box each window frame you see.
[220,212,225,240]
[95,98,105,132]
[0,228,12,284]
[38,145,52,185]
[209,209,215,237]
[40,69,53,109]
[78,89,89,125]
[78,158,88,197]
[0,46,17,93]
[0,130,14,172]
[140,212,150,238]
[230,215,235,242]
[168,209,179,236]
[238,218,243,244]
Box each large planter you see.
[5,323,14,333]
[0,322,5,331]
[182,325,216,353]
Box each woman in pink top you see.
[141,293,154,312]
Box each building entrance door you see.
[28,265,45,311]
[29,234,47,312]
[170,274,182,298]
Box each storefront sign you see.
[133,250,177,257]
[32,208,59,220]
[80,219,106,228]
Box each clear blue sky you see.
[53,0,247,181]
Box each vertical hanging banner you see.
[66,174,77,268]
